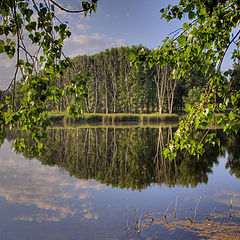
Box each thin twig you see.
[163,200,173,219]
[194,197,201,224]
[186,216,193,224]
[199,129,210,145]
[169,27,183,36]
[203,29,240,102]
[174,196,178,217]
[49,0,92,13]
[6,0,20,95]
[229,195,233,225]
[216,30,240,73]
[209,207,216,215]
[172,19,197,41]
[138,215,142,233]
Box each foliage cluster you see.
[0,0,97,155]
[132,0,240,159]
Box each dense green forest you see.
[11,45,211,114]
[13,45,239,115]
[50,45,208,114]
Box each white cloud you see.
[79,15,91,20]
[0,30,44,90]
[76,23,91,31]
[54,8,67,18]
[114,39,128,47]
[63,33,128,58]
[0,54,14,68]
[54,4,74,18]
[0,54,16,90]
[0,26,128,89]
[14,216,34,222]
[80,202,99,220]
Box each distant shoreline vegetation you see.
[48,112,180,124]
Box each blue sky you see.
[0,0,236,89]
[60,0,183,57]
[2,0,183,88]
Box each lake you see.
[0,124,240,240]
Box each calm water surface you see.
[0,125,239,240]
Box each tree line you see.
[53,45,209,114]
[11,45,209,114]
[10,45,240,119]
[52,45,240,115]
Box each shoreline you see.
[47,112,182,125]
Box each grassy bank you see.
[48,112,180,125]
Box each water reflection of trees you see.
[5,127,240,190]
[223,134,240,178]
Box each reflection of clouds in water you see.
[75,181,104,191]
[84,212,99,220]
[212,191,240,208]
[0,142,102,222]
[14,215,63,223]
[14,216,34,222]
[79,192,91,200]
[81,203,99,220]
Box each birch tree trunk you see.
[154,64,167,114]
[165,66,177,114]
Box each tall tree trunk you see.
[166,66,177,113]
[105,82,108,114]
[103,61,109,114]
[112,74,117,113]
[93,59,99,113]
[154,64,167,114]
[125,74,132,113]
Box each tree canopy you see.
[132,0,240,159]
[0,0,98,155]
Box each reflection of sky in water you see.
[0,142,104,224]
[0,140,239,240]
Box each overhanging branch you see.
[49,0,92,13]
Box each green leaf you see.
[0,40,5,53]
[231,95,237,105]
[229,111,235,121]
[92,3,97,12]
[188,11,196,20]
[26,22,37,32]
[177,35,187,45]
[25,9,33,21]
[183,22,190,31]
